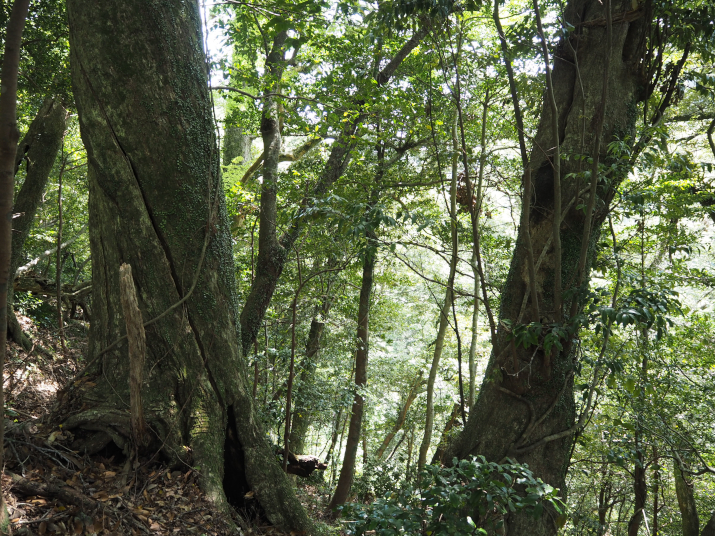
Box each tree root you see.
[8,472,99,514]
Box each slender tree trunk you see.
[7,94,67,350]
[406,425,415,479]
[468,90,490,409]
[446,1,654,534]
[431,402,460,465]
[55,151,68,352]
[328,228,376,510]
[238,26,428,354]
[0,0,31,531]
[375,372,424,459]
[418,119,459,471]
[59,1,312,531]
[324,405,343,464]
[652,450,659,536]
[674,463,699,536]
[627,444,647,536]
[289,286,335,454]
[597,478,611,536]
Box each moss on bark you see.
[59,1,312,532]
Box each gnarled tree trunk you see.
[446,1,652,534]
[58,1,311,531]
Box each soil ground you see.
[3,315,337,536]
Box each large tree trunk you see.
[446,1,651,534]
[58,1,311,531]
[7,94,68,350]
[702,512,715,536]
[0,1,31,531]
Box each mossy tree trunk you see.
[222,125,252,167]
[59,1,311,531]
[446,1,657,534]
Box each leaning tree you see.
[56,0,312,531]
[446,0,711,534]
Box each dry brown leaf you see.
[92,491,109,501]
[244,491,254,499]
[38,521,47,535]
[149,523,161,531]
[104,471,117,478]
[73,518,84,534]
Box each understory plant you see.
[341,456,564,535]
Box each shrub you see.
[341,456,564,535]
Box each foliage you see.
[342,457,563,535]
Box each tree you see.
[58,0,312,531]
[0,1,32,532]
[7,94,68,350]
[446,0,704,534]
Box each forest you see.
[0,0,714,534]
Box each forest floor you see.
[2,315,338,536]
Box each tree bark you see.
[431,402,460,465]
[674,463,699,536]
[375,372,424,459]
[328,230,375,510]
[702,512,715,536]
[222,125,252,166]
[627,446,647,536]
[7,94,68,348]
[446,1,652,534]
[288,315,328,454]
[59,1,311,531]
[0,0,31,531]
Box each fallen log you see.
[276,449,327,478]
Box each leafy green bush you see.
[341,456,563,536]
